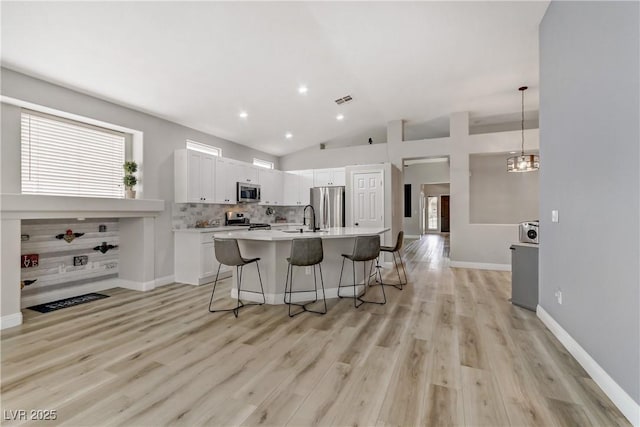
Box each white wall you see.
[279,142,389,171]
[402,161,450,236]
[469,153,539,224]
[0,68,279,282]
[281,116,539,268]
[320,125,387,150]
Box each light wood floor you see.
[1,235,629,426]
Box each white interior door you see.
[352,171,384,228]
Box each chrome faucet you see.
[303,205,319,232]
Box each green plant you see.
[123,174,137,189]
[123,161,138,191]
[123,161,138,175]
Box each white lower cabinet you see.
[174,231,231,285]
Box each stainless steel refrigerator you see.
[310,186,345,229]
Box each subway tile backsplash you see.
[172,203,305,229]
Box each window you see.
[253,158,274,169]
[427,196,439,230]
[21,111,126,198]
[186,139,221,157]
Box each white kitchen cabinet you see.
[283,170,313,205]
[234,161,259,184]
[313,168,345,187]
[283,172,299,205]
[214,157,236,204]
[299,170,314,205]
[259,168,284,205]
[175,149,215,203]
[174,231,231,285]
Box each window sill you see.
[0,194,165,219]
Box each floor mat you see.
[26,293,109,313]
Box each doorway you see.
[351,171,384,228]
[420,183,450,234]
[441,195,450,232]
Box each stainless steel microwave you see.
[237,182,261,203]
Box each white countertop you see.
[510,242,539,248]
[212,227,390,241]
[173,223,303,233]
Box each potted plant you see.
[123,161,138,199]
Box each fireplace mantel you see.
[1,194,165,219]
[1,194,165,329]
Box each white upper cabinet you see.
[213,157,236,204]
[282,172,299,206]
[175,149,215,203]
[235,161,259,184]
[176,149,346,207]
[298,170,314,205]
[313,168,346,187]
[283,170,313,206]
[259,169,284,205]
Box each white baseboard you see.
[119,279,155,292]
[404,234,421,239]
[537,305,640,426]
[449,261,511,271]
[1,312,23,330]
[20,278,121,309]
[154,275,175,288]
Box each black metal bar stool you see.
[378,231,408,290]
[337,235,386,308]
[208,238,265,318]
[283,238,327,317]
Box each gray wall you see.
[402,161,450,236]
[469,153,539,224]
[1,68,279,280]
[540,1,639,404]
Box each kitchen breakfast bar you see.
[212,227,389,304]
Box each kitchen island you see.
[212,227,389,304]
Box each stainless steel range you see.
[224,212,271,230]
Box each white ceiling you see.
[1,1,549,156]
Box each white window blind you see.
[253,158,274,169]
[186,139,221,157]
[21,111,126,198]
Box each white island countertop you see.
[213,226,389,241]
[173,223,304,233]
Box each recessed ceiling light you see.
[285,132,293,139]
[336,114,344,121]
[298,85,308,94]
[509,151,517,154]
[239,111,248,118]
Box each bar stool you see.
[379,231,408,290]
[337,235,386,308]
[283,238,327,317]
[208,238,265,318]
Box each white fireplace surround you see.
[0,194,165,329]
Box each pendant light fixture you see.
[507,86,539,172]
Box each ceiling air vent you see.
[334,95,353,105]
